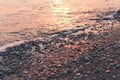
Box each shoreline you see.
[0,18,120,79]
[1,8,120,52]
[0,26,89,52]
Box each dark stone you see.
[27,41,41,53]
[77,33,87,38]
[41,77,48,80]
[117,9,120,14]
[103,32,109,36]
[73,77,84,80]
[0,72,5,79]
[93,69,101,74]
[88,32,94,39]
[76,56,90,65]
[38,67,44,71]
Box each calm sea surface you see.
[0,0,120,45]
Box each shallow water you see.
[0,0,120,46]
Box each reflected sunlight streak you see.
[50,0,71,25]
[52,0,62,4]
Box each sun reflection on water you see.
[50,0,71,27]
[52,0,62,4]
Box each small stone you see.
[78,33,87,38]
[113,75,116,78]
[0,56,3,62]
[41,77,48,80]
[103,78,111,80]
[38,67,44,71]
[76,73,81,76]
[88,32,94,39]
[23,70,28,74]
[64,38,69,41]
[56,64,62,67]
[0,72,5,79]
[103,32,109,35]
[0,65,3,69]
[51,72,55,75]
[61,71,68,75]
[105,70,110,73]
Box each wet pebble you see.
[77,33,87,38]
[88,32,95,39]
[103,32,109,36]
[0,56,3,62]
[0,22,120,80]
[0,72,5,80]
[41,77,48,80]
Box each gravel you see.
[0,20,120,80]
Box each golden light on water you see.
[52,0,62,4]
[50,0,71,26]
[0,0,120,45]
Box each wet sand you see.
[0,0,120,46]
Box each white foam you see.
[0,26,89,52]
[0,40,25,52]
[0,37,46,52]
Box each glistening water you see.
[0,0,120,46]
